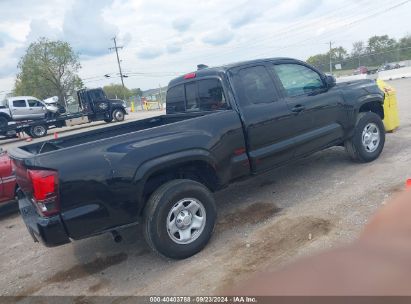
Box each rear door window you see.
[198,79,227,111]
[12,100,27,107]
[28,99,43,107]
[167,78,228,113]
[234,66,277,104]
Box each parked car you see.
[354,66,368,75]
[10,58,385,259]
[377,64,403,72]
[0,148,18,205]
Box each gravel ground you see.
[0,78,410,298]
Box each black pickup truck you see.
[9,58,385,259]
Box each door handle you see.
[291,105,305,113]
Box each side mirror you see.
[325,75,336,88]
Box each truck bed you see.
[19,113,203,155]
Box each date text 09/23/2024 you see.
[149,296,257,303]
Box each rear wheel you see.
[143,179,216,259]
[0,116,10,132]
[112,109,125,122]
[29,124,48,138]
[345,112,385,162]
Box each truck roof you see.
[168,57,296,87]
[7,96,41,101]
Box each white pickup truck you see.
[0,96,66,131]
[0,96,48,126]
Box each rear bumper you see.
[19,197,70,247]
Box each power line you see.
[250,0,411,60]
[82,0,411,86]
[160,2,370,67]
[78,0,398,75]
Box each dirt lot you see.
[0,78,410,297]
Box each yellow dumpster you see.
[377,79,400,132]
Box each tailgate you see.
[9,147,61,217]
[9,148,70,246]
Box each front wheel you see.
[143,179,217,259]
[112,109,125,122]
[345,112,385,163]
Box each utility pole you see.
[158,84,163,109]
[158,84,163,102]
[328,41,334,75]
[109,37,125,88]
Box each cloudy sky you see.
[0,0,410,97]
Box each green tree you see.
[351,41,365,57]
[14,37,82,104]
[103,83,132,99]
[330,46,348,63]
[350,41,367,68]
[366,35,397,65]
[307,54,329,71]
[398,34,411,61]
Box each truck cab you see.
[77,88,127,122]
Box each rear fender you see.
[0,112,11,120]
[133,149,218,203]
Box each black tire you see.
[143,179,216,259]
[112,109,125,122]
[24,128,32,137]
[29,124,48,138]
[344,112,385,163]
[0,116,10,132]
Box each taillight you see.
[28,170,60,217]
[184,72,196,79]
